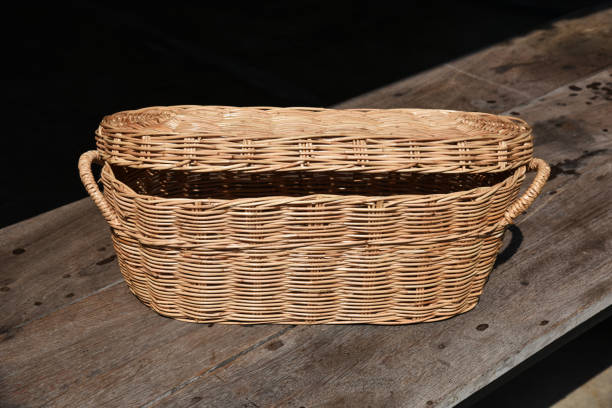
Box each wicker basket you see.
[79,106,549,324]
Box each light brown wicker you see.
[80,106,549,324]
[96,106,534,174]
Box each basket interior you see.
[110,166,514,199]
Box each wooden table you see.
[1,6,611,408]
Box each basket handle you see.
[78,150,121,229]
[502,158,550,226]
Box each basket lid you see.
[95,105,533,173]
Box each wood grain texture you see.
[449,7,612,98]
[0,199,117,331]
[0,283,284,407]
[334,63,530,112]
[502,69,612,177]
[152,70,612,408]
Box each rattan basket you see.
[79,106,549,324]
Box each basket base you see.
[124,283,483,325]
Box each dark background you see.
[1,0,601,228]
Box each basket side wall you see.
[102,169,524,324]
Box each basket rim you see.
[102,161,527,206]
[96,105,534,175]
[98,105,532,127]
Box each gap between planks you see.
[445,63,533,99]
[500,65,612,114]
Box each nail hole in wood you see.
[266,340,284,351]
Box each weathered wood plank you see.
[0,283,284,407]
[0,191,290,408]
[150,70,612,408]
[503,69,612,180]
[449,7,612,97]
[0,199,117,331]
[334,63,530,112]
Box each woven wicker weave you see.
[80,106,549,324]
[96,106,533,174]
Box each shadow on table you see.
[494,225,524,269]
